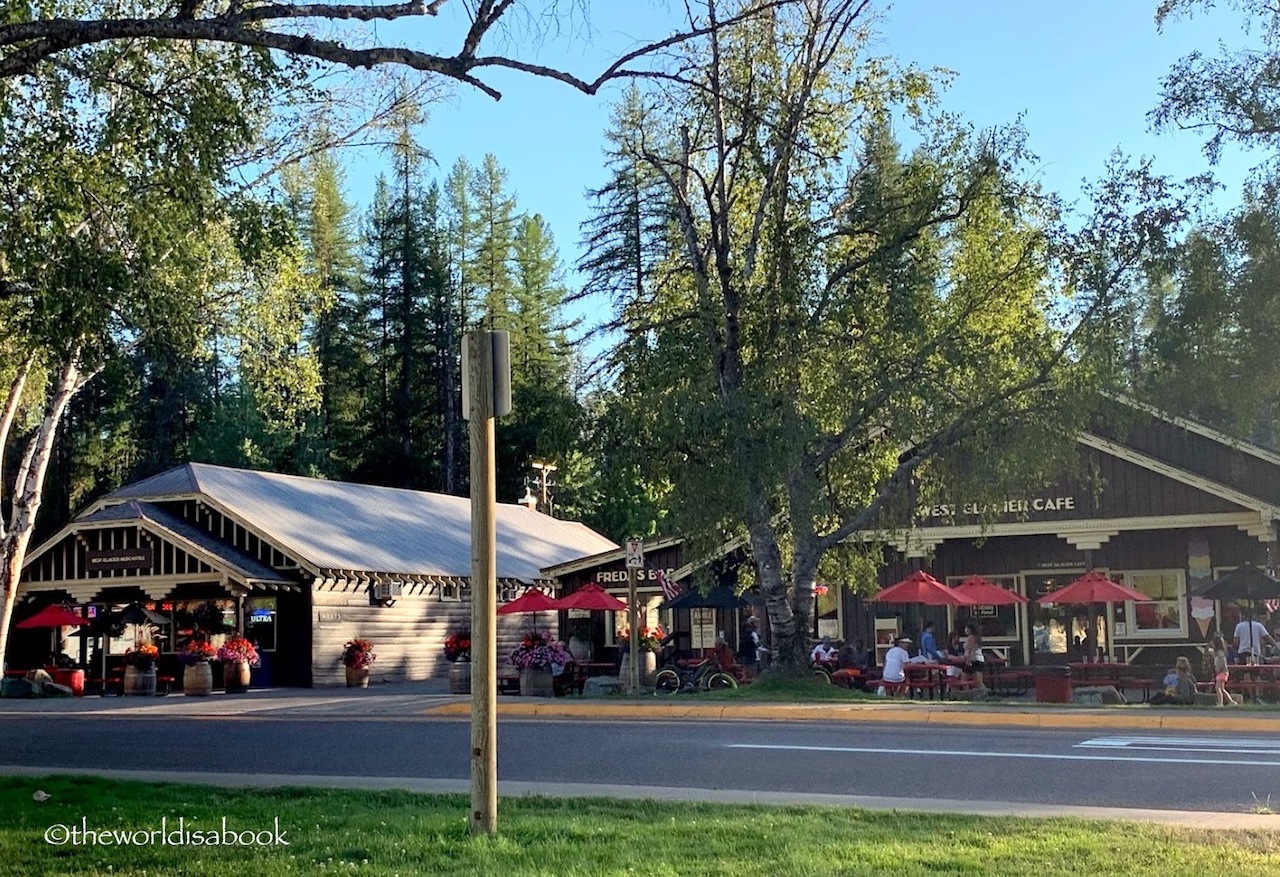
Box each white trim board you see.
[857,511,1270,552]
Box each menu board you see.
[691,608,716,650]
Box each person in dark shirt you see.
[737,616,759,669]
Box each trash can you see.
[1033,665,1071,703]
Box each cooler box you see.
[53,668,85,696]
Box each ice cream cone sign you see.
[1191,597,1214,637]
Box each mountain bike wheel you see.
[704,672,738,691]
[654,668,681,695]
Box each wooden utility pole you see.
[628,566,639,695]
[465,330,509,836]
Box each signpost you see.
[464,330,510,837]
[625,539,643,696]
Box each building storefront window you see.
[948,574,1022,643]
[170,599,235,652]
[816,583,841,641]
[1118,570,1185,637]
[1025,571,1085,655]
[246,596,277,651]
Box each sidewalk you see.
[4,683,1280,732]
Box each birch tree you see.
[0,43,294,667]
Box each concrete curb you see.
[424,699,1280,732]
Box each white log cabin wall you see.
[310,576,559,686]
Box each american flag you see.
[656,567,682,601]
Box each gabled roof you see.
[75,500,291,584]
[539,536,685,578]
[101,463,618,582]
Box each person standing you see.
[961,622,987,696]
[737,616,760,671]
[1233,613,1276,665]
[1211,635,1240,707]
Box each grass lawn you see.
[2,777,1278,876]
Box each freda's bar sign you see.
[86,547,153,571]
[597,568,676,584]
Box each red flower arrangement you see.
[341,638,376,669]
[125,643,160,668]
[617,625,666,653]
[443,630,471,662]
[178,640,218,665]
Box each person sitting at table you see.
[829,639,867,688]
[810,635,837,666]
[1148,656,1196,705]
[946,632,964,659]
[919,621,945,662]
[878,636,911,695]
[47,650,77,670]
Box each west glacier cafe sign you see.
[920,496,1077,520]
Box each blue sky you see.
[345,0,1256,315]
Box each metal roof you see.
[103,463,618,581]
[77,500,293,584]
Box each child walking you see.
[1211,635,1240,707]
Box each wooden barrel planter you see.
[183,663,213,696]
[345,666,370,688]
[224,660,251,694]
[448,661,471,694]
[123,665,156,696]
[519,667,554,697]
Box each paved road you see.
[5,711,1279,815]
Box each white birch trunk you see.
[0,348,98,670]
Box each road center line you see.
[726,743,1280,768]
[1077,737,1280,756]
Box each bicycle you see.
[653,654,738,694]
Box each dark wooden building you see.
[850,399,1280,667]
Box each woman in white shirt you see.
[881,637,911,684]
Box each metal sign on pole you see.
[465,330,511,837]
[626,539,642,695]
[625,539,644,569]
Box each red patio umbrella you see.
[872,570,977,606]
[496,588,562,615]
[557,583,627,612]
[1036,571,1150,605]
[16,605,86,628]
[953,576,1027,605]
